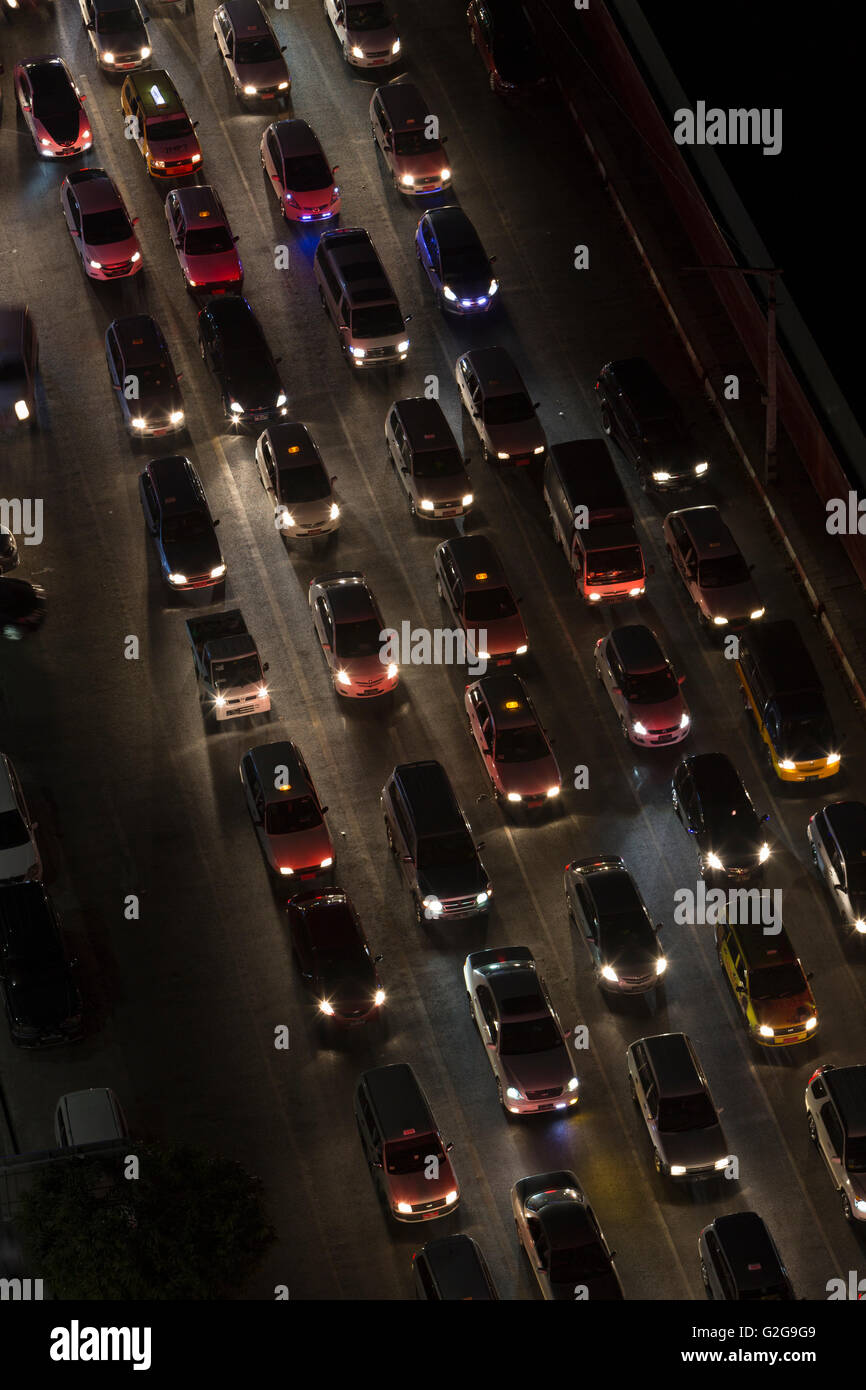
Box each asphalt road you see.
[1,0,865,1301]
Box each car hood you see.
[148,133,200,158]
[484,416,545,456]
[411,472,469,503]
[162,532,223,576]
[627,693,685,731]
[445,269,493,299]
[388,1160,456,1208]
[604,940,660,976]
[392,149,447,179]
[85,233,139,265]
[346,23,397,49]
[268,824,333,873]
[701,578,761,620]
[417,861,486,901]
[186,250,242,283]
[466,615,527,659]
[135,385,182,418]
[290,184,336,208]
[224,360,282,407]
[501,1043,571,1093]
[279,497,334,526]
[657,1122,728,1168]
[753,993,816,1029]
[497,753,560,797]
[235,58,289,88]
[493,38,544,85]
[96,28,146,56]
[322,969,378,1018]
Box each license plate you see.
[252,413,267,421]
[804,773,819,781]
[440,508,460,517]
[372,58,386,64]
[306,528,323,536]
[262,93,275,99]
[152,427,168,436]
[496,658,511,666]
[301,871,317,880]
[213,288,226,295]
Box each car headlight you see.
[632,721,647,736]
[827,752,841,765]
[276,392,287,407]
[351,45,365,58]
[680,712,690,728]
[396,1201,413,1214]
[714,1157,729,1171]
[652,471,671,482]
[131,417,146,430]
[168,572,187,586]
[210,564,226,579]
[507,792,522,802]
[41,139,52,147]
[103,52,116,64]
[476,650,490,660]
[392,39,401,54]
[230,401,244,415]
[758,1024,774,1038]
[14,400,29,422]
[713,615,727,626]
[257,687,268,699]
[706,852,724,871]
[374,989,386,1007]
[670,1164,687,1176]
[856,1199,866,1213]
[567,1076,579,1092]
[131,251,142,264]
[386,663,398,680]
[515,644,528,655]
[506,1087,522,1101]
[854,920,866,934]
[476,891,489,906]
[192,154,202,164]
[89,260,103,270]
[329,503,340,520]
[442,285,458,302]
[533,445,545,455]
[488,280,499,295]
[348,346,366,358]
[750,607,765,620]
[397,339,410,352]
[336,670,352,686]
[422,895,442,915]
[318,999,334,1016]
[601,965,618,983]
[401,174,415,187]
[805,1016,818,1031]
[141,47,151,59]
[629,587,643,596]
[496,451,509,460]
[320,857,333,869]
[279,866,293,876]
[279,509,295,528]
[588,592,602,601]
[461,493,473,507]
[779,759,796,771]
[278,82,289,91]
[419,499,435,511]
[695,462,709,475]
[547,786,560,797]
[243,85,258,95]
[170,410,184,425]
[440,167,451,181]
[214,695,227,708]
[759,843,771,863]
[152,160,166,168]
[656,956,667,975]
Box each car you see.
[314,227,410,367]
[256,422,340,538]
[197,297,287,426]
[55,1087,128,1147]
[287,889,385,1025]
[61,168,142,282]
[698,1212,795,1301]
[261,118,340,223]
[464,673,560,808]
[309,571,398,698]
[737,619,841,783]
[239,742,334,882]
[325,0,400,68]
[385,397,472,521]
[434,534,528,667]
[138,456,226,591]
[595,357,709,491]
[370,81,451,195]
[464,946,578,1114]
[455,347,546,465]
[0,884,83,1047]
[564,858,666,994]
[79,0,151,71]
[806,1064,866,1223]
[467,0,547,96]
[0,305,38,430]
[14,56,92,158]
[0,578,46,641]
[672,753,770,883]
[0,528,18,574]
[715,918,818,1047]
[355,1064,459,1223]
[663,505,764,631]
[627,1033,732,1180]
[594,624,690,746]
[213,0,290,104]
[0,753,41,883]
[512,1171,623,1300]
[106,315,185,439]
[808,801,866,936]
[120,69,202,180]
[412,1234,499,1300]
[416,205,498,314]
[165,185,242,296]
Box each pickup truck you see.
[186,610,270,721]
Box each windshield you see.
[351,305,404,338]
[623,668,678,704]
[82,209,132,245]
[185,226,234,256]
[495,726,549,763]
[0,358,26,384]
[499,1014,561,1056]
[335,617,381,660]
[846,864,866,894]
[657,1092,717,1132]
[483,391,533,426]
[162,511,210,544]
[599,913,654,954]
[97,7,142,32]
[279,464,329,503]
[698,553,750,587]
[348,3,390,30]
[0,809,29,851]
[416,831,476,870]
[440,245,486,277]
[264,795,322,835]
[284,153,332,191]
[780,712,834,758]
[750,962,806,1000]
[151,117,194,144]
[236,36,280,63]
[413,449,463,480]
[212,655,261,689]
[394,131,437,156]
[385,1135,441,1175]
[464,587,517,623]
[846,1135,866,1172]
[586,546,643,583]
[137,362,174,391]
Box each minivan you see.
[413,1234,499,1299]
[736,618,840,782]
[663,505,764,631]
[385,397,472,520]
[543,439,646,601]
[120,69,202,179]
[370,81,451,194]
[354,1063,459,1222]
[381,760,491,923]
[314,227,410,366]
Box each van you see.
[736,618,840,782]
[663,505,763,631]
[314,227,410,366]
[54,1088,128,1148]
[370,81,451,194]
[543,440,646,601]
[354,1063,459,1222]
[715,917,818,1046]
[413,1234,499,1299]
[381,760,491,923]
[385,397,472,520]
[120,69,202,178]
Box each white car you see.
[55,1087,128,1147]
[324,0,401,68]
[512,1170,624,1300]
[0,753,42,883]
[309,572,398,699]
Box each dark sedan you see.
[198,296,287,425]
[138,455,226,591]
[287,889,385,1025]
[673,752,771,883]
[0,884,83,1046]
[564,856,666,994]
[416,205,498,314]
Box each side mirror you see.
[532,401,540,409]
[274,355,283,365]
[609,1249,618,1260]
[374,953,384,964]
[320,805,329,815]
[445,1142,454,1153]
[489,254,497,264]
[281,45,287,52]
[30,820,39,832]
[71,230,80,238]
[806,970,815,980]
[476,840,485,851]
[400,465,409,474]
[655,923,663,932]
[464,457,472,467]
[262,662,270,672]
[131,216,140,227]
[834,884,845,893]
[176,372,184,382]
[404,313,413,324]
[193,120,200,129]
[233,235,240,244]
[86,20,94,28]
[330,474,338,484]
[212,519,221,528]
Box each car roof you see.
[582,863,643,915]
[824,1065,866,1137]
[441,534,506,588]
[93,0,142,12]
[204,295,258,329]
[462,346,524,395]
[822,801,866,858]
[375,81,428,128]
[128,70,185,118]
[604,357,675,416]
[325,578,375,625]
[640,1033,703,1096]
[112,315,166,362]
[682,752,748,802]
[418,1234,494,1296]
[72,172,122,217]
[425,205,483,251]
[393,396,457,449]
[610,624,666,673]
[147,456,201,510]
[360,1063,432,1141]
[537,1200,594,1249]
[58,1088,124,1145]
[224,0,270,29]
[711,1212,782,1287]
[734,924,798,971]
[393,761,461,835]
[265,421,320,466]
[549,440,626,509]
[487,965,544,1010]
[475,674,536,729]
[272,117,320,159]
[668,505,737,556]
[319,227,378,273]
[174,184,225,220]
[247,742,308,797]
[741,618,821,693]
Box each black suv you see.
[287,890,384,1027]
[564,857,666,995]
[138,455,225,592]
[0,884,83,1046]
[381,760,491,924]
[413,1234,499,1300]
[699,1212,794,1300]
[595,357,709,491]
[105,315,185,438]
[197,296,286,425]
[672,753,770,884]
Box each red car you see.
[14,56,91,157]
[465,673,561,808]
[165,185,242,296]
[61,168,142,281]
[466,0,547,96]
